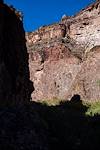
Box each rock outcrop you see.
[28,41,81,101]
[26,24,66,44]
[0,2,33,103]
[68,0,100,52]
[67,46,100,101]
[27,0,100,102]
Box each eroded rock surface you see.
[69,0,100,52]
[27,0,100,102]
[67,46,100,101]
[28,41,81,101]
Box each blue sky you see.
[4,0,95,32]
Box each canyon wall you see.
[0,2,33,103]
[27,0,100,102]
[69,0,100,52]
[0,0,99,102]
[26,23,66,45]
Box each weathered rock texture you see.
[26,24,66,44]
[69,0,100,52]
[27,0,100,102]
[0,2,33,103]
[28,41,81,101]
[67,46,100,101]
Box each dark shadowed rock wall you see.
[0,2,33,103]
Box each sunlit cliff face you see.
[69,1,100,52]
[26,1,100,102]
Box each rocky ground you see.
[0,100,100,150]
[0,103,49,150]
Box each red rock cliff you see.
[26,0,100,102]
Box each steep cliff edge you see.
[26,0,100,102]
[0,2,33,103]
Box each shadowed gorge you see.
[0,0,100,149]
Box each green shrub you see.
[42,97,63,106]
[85,101,100,116]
